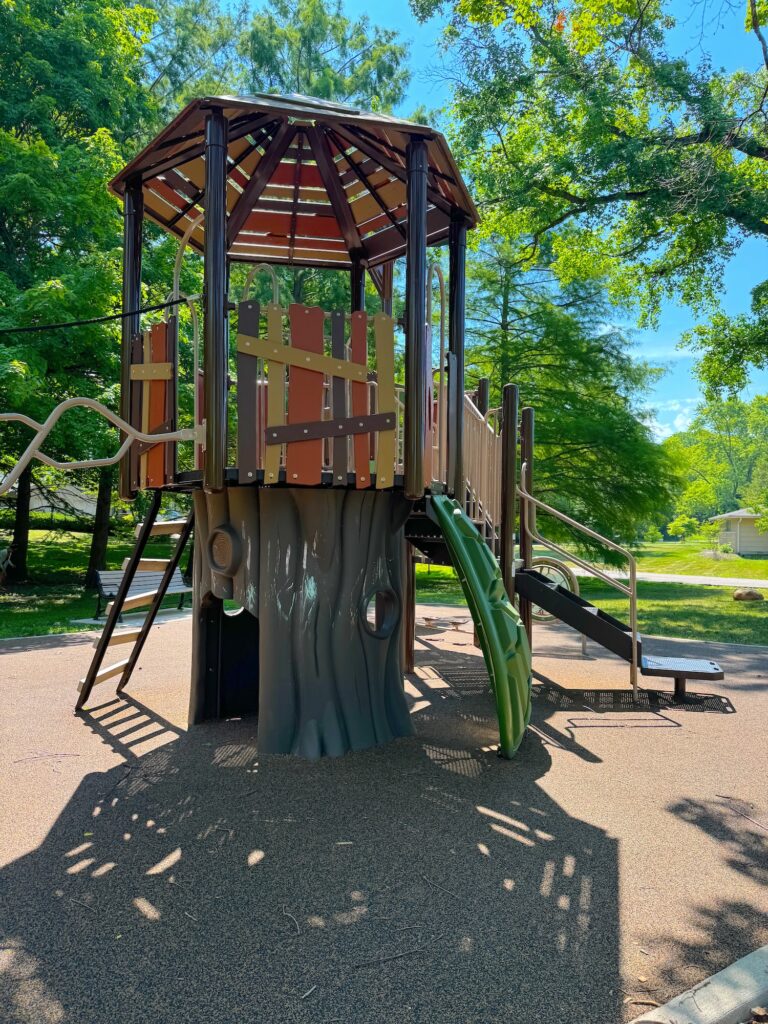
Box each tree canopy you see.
[412,0,768,394]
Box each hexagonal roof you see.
[110,94,478,269]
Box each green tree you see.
[667,514,699,539]
[663,396,768,521]
[463,236,677,547]
[0,0,153,580]
[411,0,768,394]
[240,0,409,109]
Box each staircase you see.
[76,492,194,710]
[406,384,724,702]
[514,568,723,698]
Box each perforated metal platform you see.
[640,655,723,680]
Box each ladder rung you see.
[78,658,129,691]
[137,558,172,571]
[107,590,158,615]
[97,629,142,649]
[135,519,186,538]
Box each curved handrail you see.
[242,263,280,305]
[518,461,638,697]
[171,214,204,302]
[0,397,199,496]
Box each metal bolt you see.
[292,473,298,479]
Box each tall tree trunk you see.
[7,463,32,583]
[85,466,114,587]
[499,266,512,389]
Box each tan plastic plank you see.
[374,313,397,489]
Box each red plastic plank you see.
[350,311,370,488]
[285,304,325,485]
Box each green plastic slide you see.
[428,495,532,758]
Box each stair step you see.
[135,519,186,539]
[78,658,129,692]
[97,629,142,649]
[640,655,723,681]
[106,590,158,615]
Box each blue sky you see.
[345,0,768,437]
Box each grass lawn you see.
[632,539,768,579]
[2,531,765,646]
[414,564,767,646]
[0,530,185,640]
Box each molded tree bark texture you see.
[191,487,414,758]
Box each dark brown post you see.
[477,378,490,416]
[501,384,519,601]
[351,255,365,312]
[519,405,534,644]
[381,260,394,317]
[447,214,467,499]
[119,178,143,500]
[404,136,428,499]
[203,107,229,493]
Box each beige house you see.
[710,509,768,555]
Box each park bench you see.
[94,567,191,620]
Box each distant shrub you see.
[643,525,663,543]
[667,514,699,539]
[721,543,734,554]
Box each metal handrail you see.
[518,461,638,697]
[0,397,200,496]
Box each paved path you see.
[1,620,766,1024]
[571,566,768,588]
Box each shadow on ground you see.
[0,669,622,1024]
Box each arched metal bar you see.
[241,262,280,305]
[0,397,198,496]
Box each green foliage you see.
[643,524,662,543]
[663,395,768,521]
[696,520,721,551]
[667,513,699,539]
[240,0,410,110]
[464,235,677,547]
[412,0,768,391]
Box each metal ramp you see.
[76,492,194,711]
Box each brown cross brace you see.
[133,419,174,456]
[265,411,395,446]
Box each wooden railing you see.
[235,300,399,488]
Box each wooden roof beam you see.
[327,129,406,239]
[227,120,296,249]
[306,125,363,259]
[331,125,453,217]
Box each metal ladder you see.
[76,491,194,711]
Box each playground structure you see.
[0,93,722,758]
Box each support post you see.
[447,214,467,499]
[119,179,143,500]
[404,137,428,500]
[203,107,229,493]
[381,260,394,317]
[351,255,366,312]
[501,384,519,601]
[477,378,490,416]
[519,405,534,645]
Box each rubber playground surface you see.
[1,615,766,1024]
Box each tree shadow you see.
[0,685,622,1023]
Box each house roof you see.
[109,93,478,270]
[710,508,760,521]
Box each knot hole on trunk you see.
[362,588,399,639]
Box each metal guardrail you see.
[518,460,639,697]
[0,397,200,497]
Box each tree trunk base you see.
[190,487,414,757]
